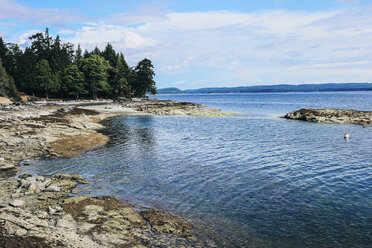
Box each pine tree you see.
[92,46,101,56]
[102,43,117,67]
[83,49,90,58]
[37,59,60,98]
[117,53,130,80]
[29,28,53,61]
[78,54,110,99]
[75,44,82,61]
[62,64,86,99]
[18,48,38,95]
[131,58,156,97]
[0,59,20,101]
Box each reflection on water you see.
[21,92,372,248]
[101,116,156,149]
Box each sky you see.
[1,0,372,89]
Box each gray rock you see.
[9,199,25,207]
[0,164,16,170]
[18,173,32,180]
[283,108,372,125]
[44,184,60,192]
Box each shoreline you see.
[0,99,223,247]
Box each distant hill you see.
[157,83,372,94]
[156,87,185,94]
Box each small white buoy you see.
[344,133,349,139]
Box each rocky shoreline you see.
[283,108,372,125]
[122,98,235,117]
[0,99,224,247]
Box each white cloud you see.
[3,0,372,87]
[66,25,154,60]
[0,0,87,27]
[18,29,41,47]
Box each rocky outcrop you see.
[283,108,372,125]
[0,174,211,247]
[0,105,110,171]
[123,98,235,117]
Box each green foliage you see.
[18,48,38,95]
[131,58,156,97]
[116,77,131,98]
[102,43,117,67]
[75,44,82,61]
[0,59,20,101]
[78,54,110,99]
[117,53,130,80]
[37,59,60,98]
[62,64,87,99]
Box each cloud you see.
[0,0,87,27]
[18,29,42,47]
[108,3,167,26]
[3,0,372,87]
[65,25,154,63]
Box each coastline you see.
[0,99,223,247]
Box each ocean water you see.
[22,92,372,247]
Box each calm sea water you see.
[22,92,372,247]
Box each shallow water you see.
[22,92,372,247]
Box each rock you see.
[56,214,76,229]
[142,209,193,237]
[18,173,32,180]
[44,184,61,192]
[48,206,56,215]
[36,211,49,219]
[22,159,32,166]
[9,199,25,207]
[54,173,90,184]
[0,164,16,170]
[71,189,80,194]
[283,108,372,125]
[0,201,8,208]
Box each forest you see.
[0,28,156,101]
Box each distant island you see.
[157,83,372,94]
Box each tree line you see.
[0,28,156,101]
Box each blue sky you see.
[1,0,372,89]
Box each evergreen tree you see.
[92,46,101,56]
[0,31,157,99]
[78,54,110,99]
[115,77,131,98]
[102,43,117,67]
[0,37,7,69]
[37,59,60,98]
[83,49,90,58]
[1,43,23,87]
[50,35,62,73]
[0,59,20,101]
[62,64,86,99]
[116,53,130,80]
[29,28,53,61]
[131,58,156,97]
[75,44,82,61]
[18,48,38,95]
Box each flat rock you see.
[9,199,25,207]
[283,108,372,125]
[0,164,16,170]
